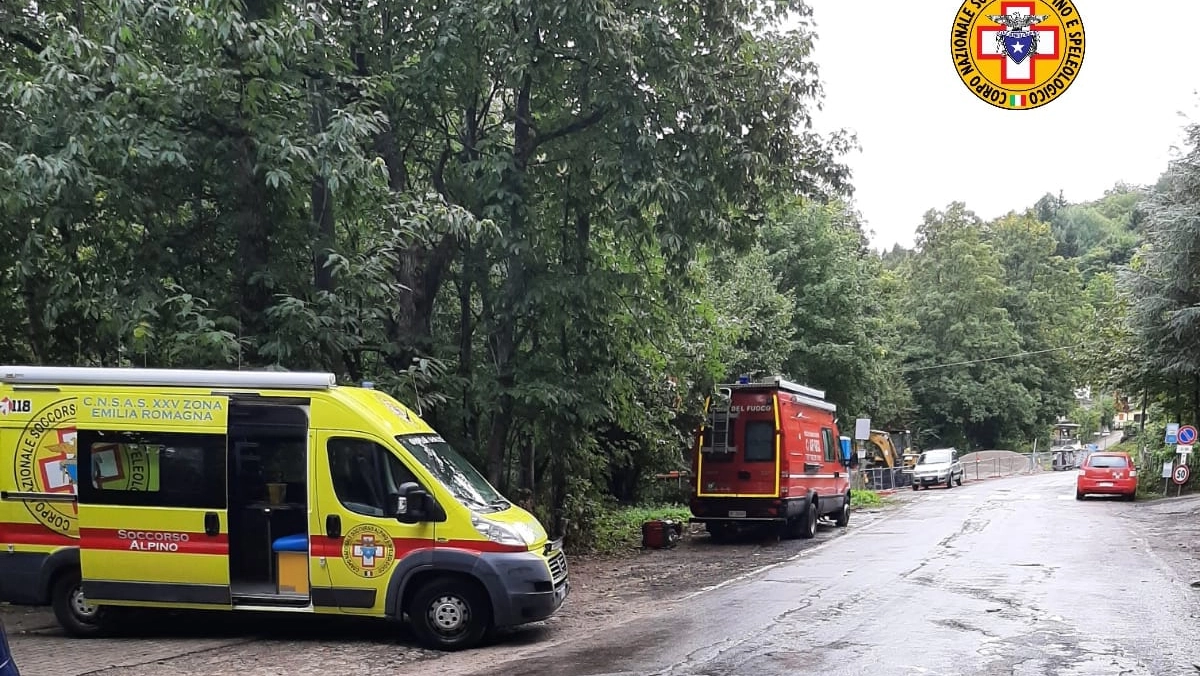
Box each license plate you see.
[728,510,747,518]
[1098,481,1113,487]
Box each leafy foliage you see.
[4,0,1197,531]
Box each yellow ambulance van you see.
[0,366,568,650]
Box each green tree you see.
[1123,124,1200,426]
[985,213,1083,435]
[901,203,1029,449]
[762,198,912,429]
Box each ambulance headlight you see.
[471,514,535,547]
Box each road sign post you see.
[1174,465,1190,484]
[1177,425,1197,446]
[854,418,871,441]
[1173,463,1190,497]
[1166,423,1180,445]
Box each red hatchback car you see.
[1076,452,1137,501]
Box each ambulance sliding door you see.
[75,393,233,609]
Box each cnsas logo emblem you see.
[951,0,1085,110]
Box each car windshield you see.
[1088,455,1129,468]
[920,450,952,465]
[396,434,509,512]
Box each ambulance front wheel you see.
[51,570,108,637]
[407,576,493,651]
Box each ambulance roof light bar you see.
[0,366,337,390]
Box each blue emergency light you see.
[737,375,750,384]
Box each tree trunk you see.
[1193,373,1199,426]
[309,79,336,296]
[485,394,514,489]
[21,274,46,364]
[232,136,272,356]
[1139,388,1147,433]
[483,70,535,488]
[1175,376,1183,424]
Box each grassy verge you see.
[585,504,692,556]
[850,489,883,508]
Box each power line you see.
[901,343,1087,373]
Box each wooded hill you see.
[2,0,1196,535]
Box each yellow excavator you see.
[861,429,919,488]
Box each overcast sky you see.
[801,1,1200,251]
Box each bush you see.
[850,489,882,507]
[1132,442,1188,497]
[571,504,692,556]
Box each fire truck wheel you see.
[834,494,850,527]
[707,522,734,542]
[795,500,818,539]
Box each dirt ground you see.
[552,501,901,617]
[2,498,906,675]
[1117,492,1200,588]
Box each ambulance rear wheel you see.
[51,570,108,637]
[408,576,492,651]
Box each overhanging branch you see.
[1,26,45,55]
[532,106,609,150]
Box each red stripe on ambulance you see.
[79,528,229,555]
[0,522,76,547]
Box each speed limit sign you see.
[1173,464,1191,485]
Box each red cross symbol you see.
[352,534,380,568]
[975,2,1060,85]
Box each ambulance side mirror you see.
[394,482,429,524]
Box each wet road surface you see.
[440,473,1200,676]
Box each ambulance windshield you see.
[397,434,509,512]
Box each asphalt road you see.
[441,472,1200,676]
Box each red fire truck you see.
[688,376,854,541]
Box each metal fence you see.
[857,466,912,490]
[962,455,1038,480]
[856,453,1041,491]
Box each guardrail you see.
[856,453,1042,491]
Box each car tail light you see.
[1129,470,1137,478]
[1077,469,1086,476]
